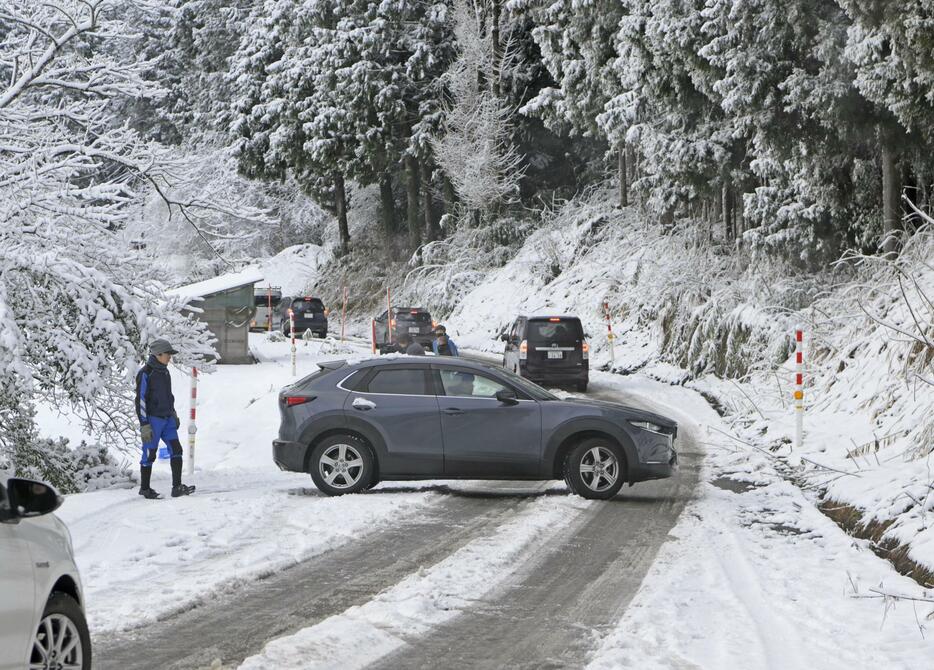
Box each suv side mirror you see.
[5,478,62,520]
[499,333,509,342]
[495,389,519,405]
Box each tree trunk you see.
[422,161,441,242]
[405,154,421,248]
[881,138,900,257]
[379,173,396,237]
[491,0,502,96]
[618,142,628,208]
[334,172,349,256]
[722,178,733,243]
[442,174,457,215]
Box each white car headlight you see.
[629,420,665,434]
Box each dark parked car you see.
[273,357,677,499]
[502,315,589,392]
[279,296,328,338]
[373,307,434,354]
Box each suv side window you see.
[439,369,510,398]
[363,368,431,395]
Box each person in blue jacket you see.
[432,325,459,356]
[135,339,195,499]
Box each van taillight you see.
[285,396,313,406]
[519,340,528,360]
[582,342,589,360]
[548,317,561,322]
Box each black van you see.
[279,296,328,337]
[373,307,435,353]
[501,315,589,392]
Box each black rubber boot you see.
[170,458,195,496]
[170,458,182,488]
[138,466,161,499]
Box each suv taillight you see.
[519,340,528,360]
[582,342,589,360]
[285,396,313,407]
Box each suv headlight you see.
[629,420,665,434]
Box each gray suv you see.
[272,357,677,499]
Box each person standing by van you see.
[432,325,459,356]
[136,339,196,499]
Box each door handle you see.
[442,408,464,415]
[352,397,376,411]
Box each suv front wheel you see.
[31,592,91,670]
[309,435,376,496]
[564,438,625,500]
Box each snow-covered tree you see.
[0,1,220,459]
[432,0,525,219]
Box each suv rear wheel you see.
[564,437,625,500]
[31,592,91,670]
[309,435,375,496]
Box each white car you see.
[0,478,90,670]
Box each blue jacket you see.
[135,355,176,424]
[432,337,459,356]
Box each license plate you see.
[547,351,563,359]
[409,327,420,334]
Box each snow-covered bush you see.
[0,406,132,494]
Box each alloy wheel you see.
[579,446,619,493]
[319,443,365,489]
[30,613,83,670]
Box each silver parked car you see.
[0,477,90,670]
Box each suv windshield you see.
[527,318,583,345]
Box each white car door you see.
[0,520,37,669]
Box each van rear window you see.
[527,318,583,344]
[292,298,324,311]
[394,310,431,323]
[255,295,282,307]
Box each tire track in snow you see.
[93,482,576,670]
[237,494,595,670]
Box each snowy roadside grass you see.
[237,495,593,670]
[586,444,934,670]
[578,373,934,669]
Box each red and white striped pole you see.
[289,308,297,376]
[187,367,198,476]
[603,301,616,364]
[793,325,804,450]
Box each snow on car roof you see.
[167,266,265,302]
